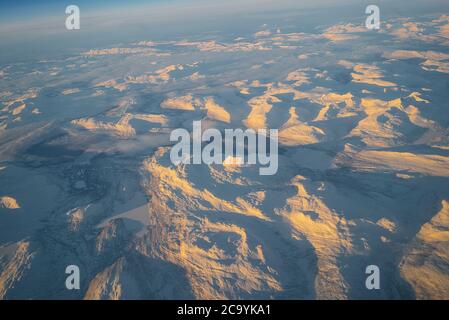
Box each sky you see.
[1,0,448,63]
[0,0,379,23]
[1,0,448,30]
[0,0,368,40]
[0,0,167,21]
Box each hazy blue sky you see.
[2,0,444,28]
[0,0,172,22]
[0,0,393,23]
[0,0,448,63]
